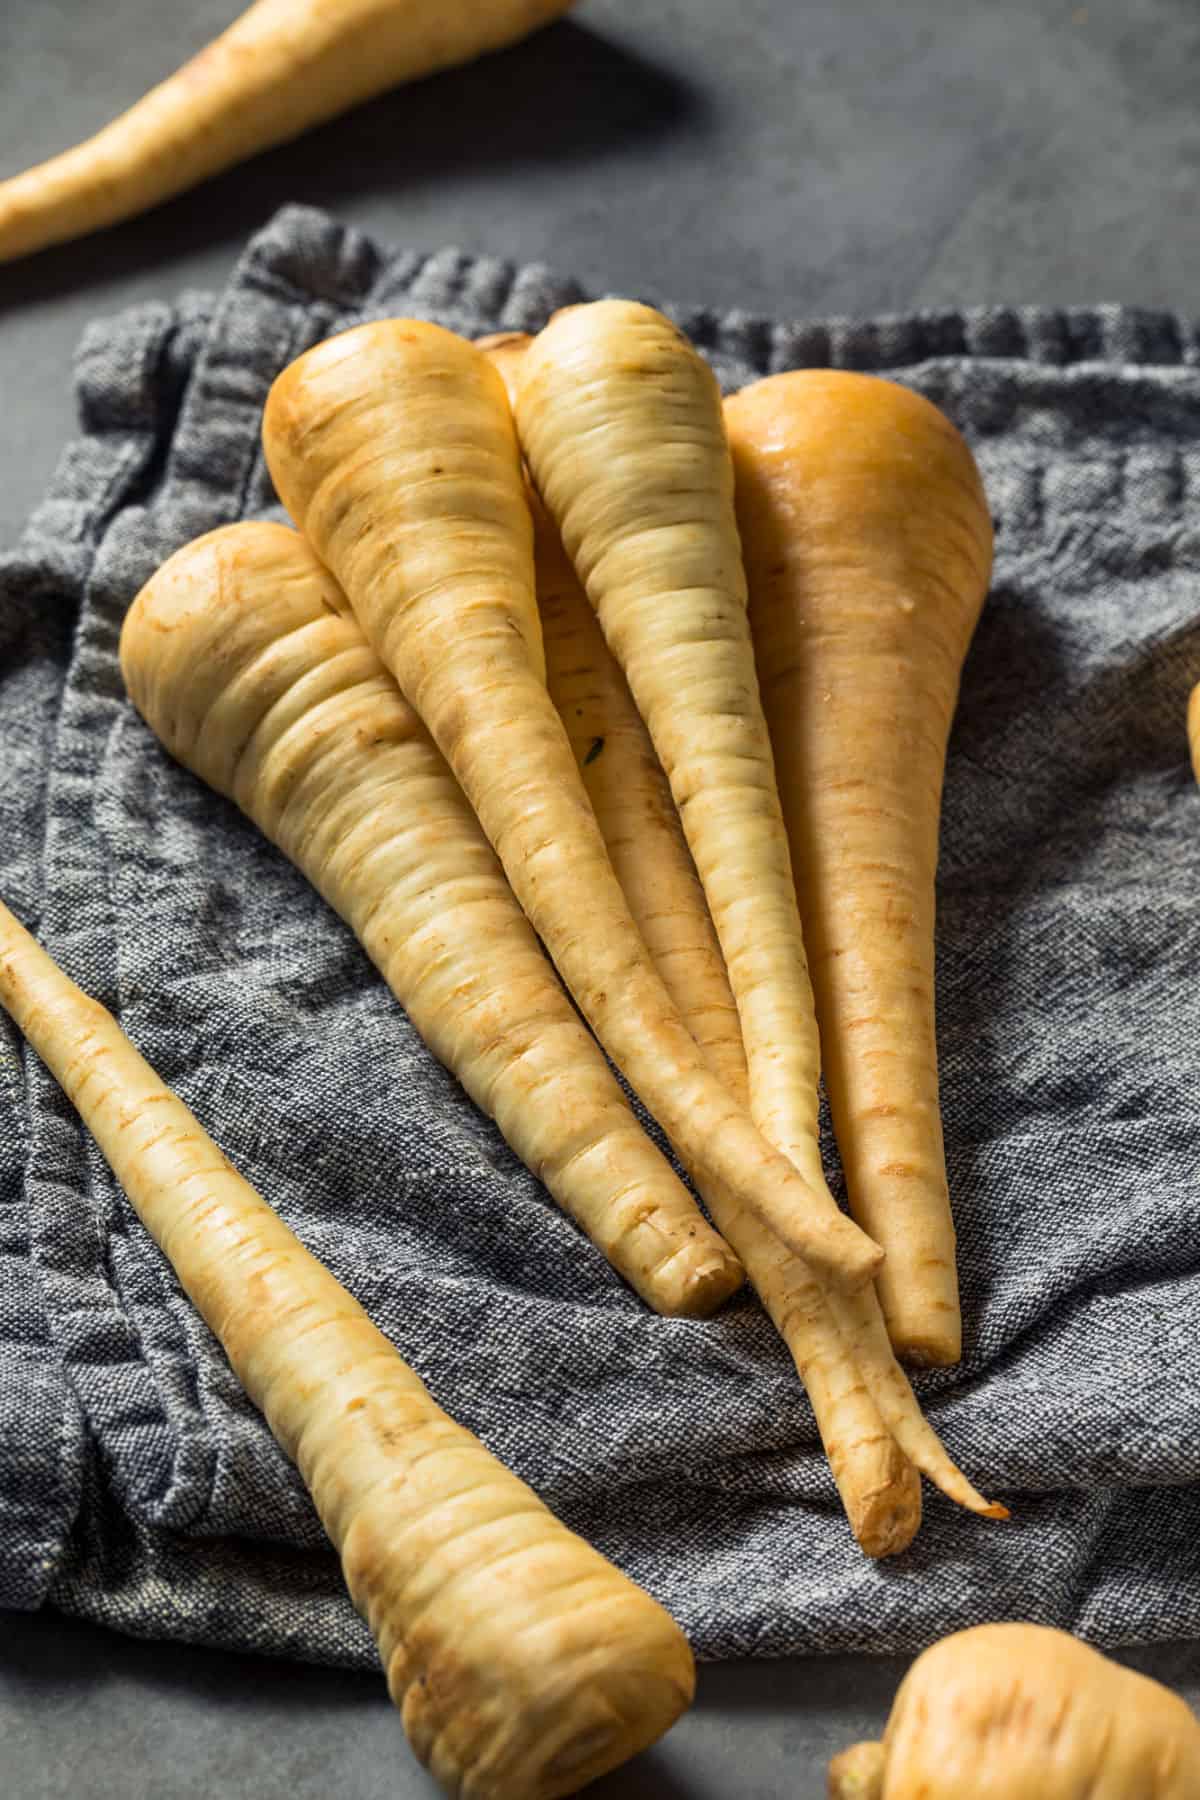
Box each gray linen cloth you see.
[2,205,1199,1669]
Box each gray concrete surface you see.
[3,0,1200,1793]
[3,1608,1196,1800]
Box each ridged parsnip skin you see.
[725,371,993,1367]
[120,522,744,1319]
[0,898,695,1800]
[262,318,884,1294]
[824,1284,1004,1518]
[828,1624,1200,1799]
[481,334,922,1555]
[1188,683,1200,784]
[0,0,573,263]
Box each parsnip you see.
[487,329,1003,1527]
[0,894,694,1800]
[513,300,855,1285]
[0,0,573,264]
[478,330,748,1093]
[828,1624,1200,1799]
[534,472,997,1518]
[725,371,993,1366]
[120,521,745,1318]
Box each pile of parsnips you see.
[1,298,1000,1798]
[125,299,1003,1540]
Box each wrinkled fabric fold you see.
[0,204,1198,1666]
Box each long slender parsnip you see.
[262,319,883,1294]
[120,522,744,1320]
[725,372,993,1367]
[513,302,856,1275]
[0,896,694,1800]
[484,333,1003,1529]
[482,333,922,1553]
[0,0,573,264]
[827,1624,1200,1798]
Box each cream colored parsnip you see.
[0,897,695,1800]
[530,436,927,1550]
[725,372,993,1367]
[0,0,573,263]
[120,522,744,1319]
[827,1624,1200,1799]
[262,318,882,1294]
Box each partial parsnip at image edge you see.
[0,0,575,265]
[1188,682,1200,784]
[827,1624,1200,1799]
[0,895,695,1800]
[826,1741,886,1800]
[260,315,884,1295]
[120,520,745,1321]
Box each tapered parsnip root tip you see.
[651,1241,746,1318]
[895,1321,962,1372]
[0,0,575,265]
[848,1624,1200,1798]
[0,897,695,1800]
[827,1288,1003,1522]
[122,520,744,1321]
[725,369,994,1370]
[827,1741,885,1800]
[1188,682,1200,784]
[850,1485,923,1561]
